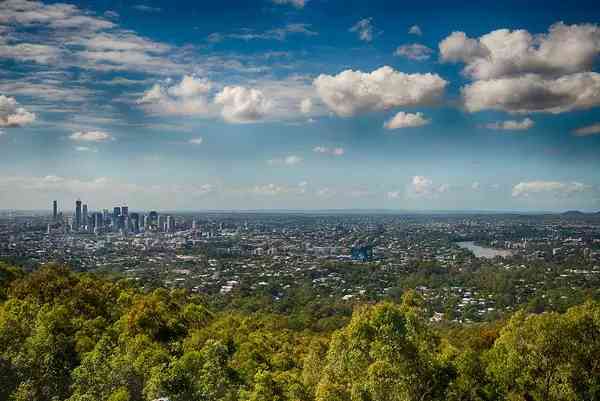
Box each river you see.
[456,241,513,259]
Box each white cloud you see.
[300,98,313,114]
[104,10,119,19]
[0,43,63,64]
[168,76,212,98]
[412,175,433,195]
[75,146,97,152]
[316,187,335,198]
[313,146,345,156]
[252,183,287,196]
[314,66,447,117]
[440,23,600,80]
[69,131,112,142]
[384,111,430,129]
[350,18,374,42]
[440,23,600,115]
[485,117,534,131]
[394,43,433,61]
[386,191,402,199]
[462,72,600,113]
[189,137,204,145]
[0,0,115,31]
[271,0,307,8]
[572,123,600,137]
[209,24,317,42]
[0,95,36,127]
[133,5,162,12]
[409,25,422,36]
[407,175,449,199]
[214,86,270,123]
[137,76,213,116]
[268,155,303,166]
[512,181,591,197]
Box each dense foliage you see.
[0,262,599,401]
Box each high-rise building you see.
[149,211,158,230]
[121,206,129,232]
[82,204,88,228]
[75,199,82,229]
[53,200,58,221]
[130,213,140,233]
[112,207,121,230]
[166,215,174,232]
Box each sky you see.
[1,0,600,212]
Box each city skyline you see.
[1,0,600,211]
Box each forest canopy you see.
[0,262,599,401]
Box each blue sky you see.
[1,0,600,211]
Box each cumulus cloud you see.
[512,181,591,197]
[137,76,213,116]
[313,146,344,156]
[0,95,36,127]
[384,111,430,129]
[271,0,307,8]
[189,137,204,145]
[462,72,600,113]
[268,155,303,166]
[408,175,448,198]
[313,66,447,117]
[409,25,422,36]
[440,23,600,80]
[440,23,600,115]
[214,86,271,123]
[394,43,433,61]
[485,117,534,131]
[572,123,600,137]
[69,131,112,142]
[350,18,375,42]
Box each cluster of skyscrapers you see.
[51,200,176,234]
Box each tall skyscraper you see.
[75,199,82,229]
[82,204,88,228]
[113,207,121,230]
[149,211,158,230]
[121,206,129,232]
[130,213,140,233]
[53,200,57,221]
[94,212,103,229]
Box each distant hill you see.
[562,210,587,217]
